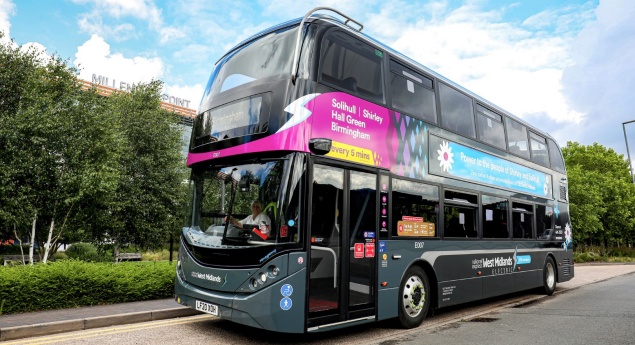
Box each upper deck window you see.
[200,26,297,104]
[529,132,550,167]
[548,138,566,173]
[390,60,436,123]
[505,117,530,159]
[319,30,384,103]
[439,83,476,139]
[476,105,506,150]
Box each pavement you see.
[1,263,635,342]
[0,298,200,341]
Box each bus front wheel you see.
[398,266,430,328]
[542,256,556,295]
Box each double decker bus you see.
[175,7,574,333]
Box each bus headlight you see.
[268,265,279,278]
[260,272,267,284]
[250,278,258,289]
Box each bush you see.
[0,260,175,314]
[142,249,178,261]
[65,243,112,262]
[52,252,68,261]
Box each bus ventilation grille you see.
[562,258,571,276]
[559,185,568,201]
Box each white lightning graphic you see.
[277,93,321,133]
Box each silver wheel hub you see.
[402,275,425,318]
[546,263,555,288]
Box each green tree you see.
[563,142,635,247]
[0,32,121,262]
[90,81,186,258]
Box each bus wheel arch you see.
[542,254,557,295]
[397,262,435,328]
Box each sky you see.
[2,0,635,159]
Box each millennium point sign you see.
[91,74,192,109]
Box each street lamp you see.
[622,120,635,183]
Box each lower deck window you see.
[392,179,438,237]
[536,204,554,240]
[482,195,509,239]
[512,202,534,239]
[444,191,477,238]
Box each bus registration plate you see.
[195,300,219,316]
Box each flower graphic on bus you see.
[543,175,551,196]
[437,141,454,172]
[562,223,572,251]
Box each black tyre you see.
[542,256,557,295]
[398,266,430,328]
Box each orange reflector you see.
[477,271,482,276]
[381,282,388,287]
[517,267,521,271]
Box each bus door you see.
[308,164,377,329]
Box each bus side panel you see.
[513,270,540,291]
[435,254,483,308]
[377,288,399,320]
[376,241,424,321]
[482,275,509,299]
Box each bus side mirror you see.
[238,177,250,192]
[309,138,332,155]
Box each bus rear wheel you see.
[542,256,556,295]
[398,266,430,328]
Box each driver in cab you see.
[226,200,271,234]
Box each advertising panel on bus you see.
[187,91,554,201]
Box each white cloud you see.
[159,26,186,45]
[73,0,162,28]
[561,0,635,153]
[74,34,163,86]
[20,42,50,64]
[73,0,163,40]
[258,0,373,20]
[173,44,212,63]
[0,0,15,41]
[78,12,136,41]
[163,83,205,110]
[364,1,590,141]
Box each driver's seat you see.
[264,202,277,222]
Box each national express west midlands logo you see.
[471,250,531,276]
[191,271,226,286]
